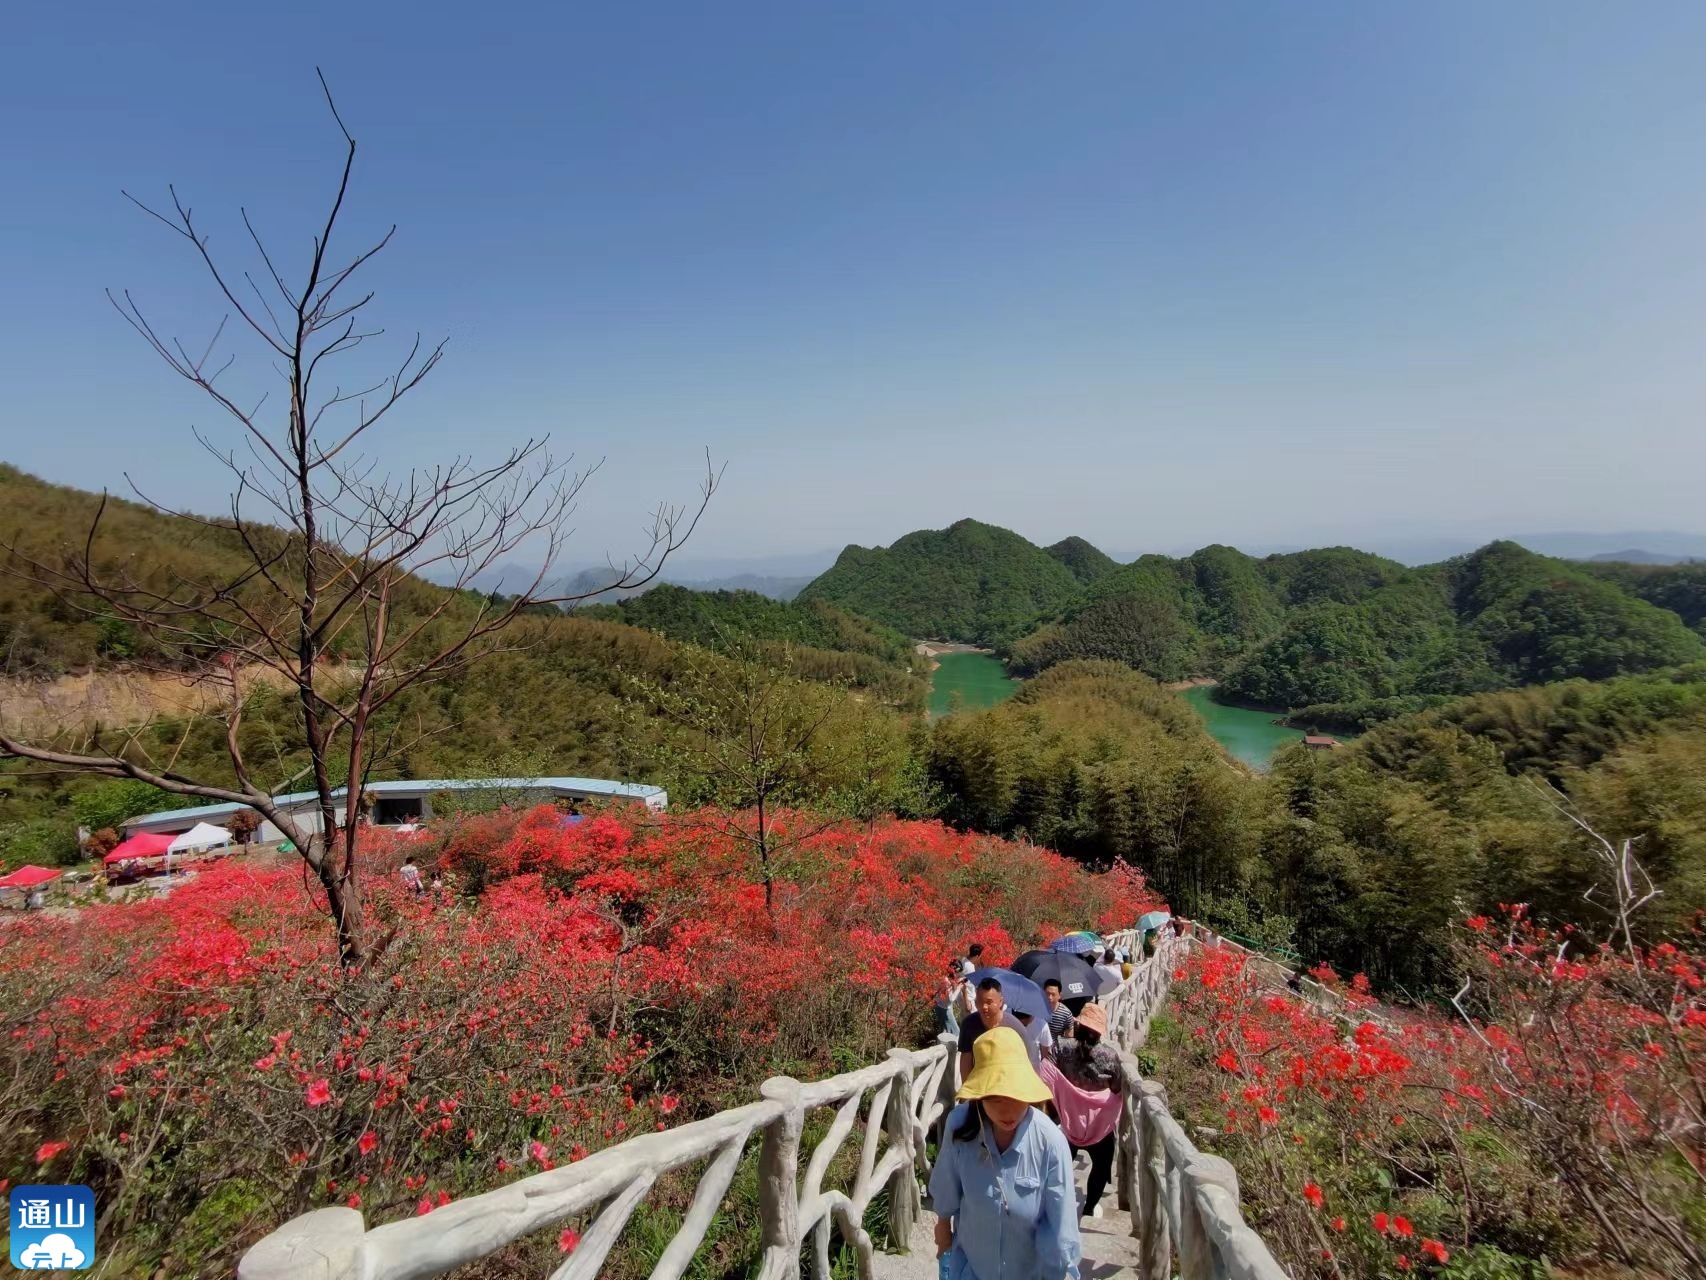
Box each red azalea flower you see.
[304,1079,333,1108]
[559,1227,580,1253]
[358,1130,378,1156]
[1331,1217,1345,1232]
[1302,1182,1324,1209]
[1393,1215,1415,1238]
[35,1141,69,1164]
[1373,1212,1390,1234]
[1421,1239,1449,1264]
[346,1194,362,1209]
[415,1196,434,1217]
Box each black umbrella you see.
[1011,949,1100,1005]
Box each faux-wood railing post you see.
[758,1077,804,1280]
[1179,1154,1240,1280]
[1136,1083,1170,1280]
[936,1032,960,1133]
[884,1049,921,1247]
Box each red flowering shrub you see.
[0,807,1160,1276]
[1154,914,1706,1278]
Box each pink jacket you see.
[1038,1058,1122,1146]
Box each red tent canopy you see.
[104,832,174,864]
[0,864,60,889]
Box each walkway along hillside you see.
[240,928,1287,1280]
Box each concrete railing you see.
[240,1035,956,1280]
[241,928,1287,1280]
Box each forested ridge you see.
[795,517,1086,645]
[577,583,926,708]
[799,519,1706,727]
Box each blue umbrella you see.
[1048,934,1100,956]
[1136,911,1172,934]
[963,967,1047,1023]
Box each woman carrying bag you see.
[930,1027,1082,1280]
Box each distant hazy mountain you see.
[437,554,833,602]
[1586,549,1699,566]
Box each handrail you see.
[240,928,1287,1280]
[240,1032,958,1279]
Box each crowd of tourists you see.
[927,922,1180,1280]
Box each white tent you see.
[168,822,233,854]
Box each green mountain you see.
[0,463,265,674]
[1008,545,1406,682]
[577,583,925,708]
[796,518,1085,645]
[1578,559,1706,635]
[1044,536,1119,584]
[1224,541,1706,725]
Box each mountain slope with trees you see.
[1227,541,1706,725]
[796,518,1086,644]
[577,583,925,708]
[1007,544,1407,681]
[1044,535,1119,584]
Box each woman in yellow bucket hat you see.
[929,1026,1082,1279]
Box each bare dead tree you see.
[0,72,717,964]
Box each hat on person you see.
[1076,1003,1109,1036]
[957,1027,1052,1105]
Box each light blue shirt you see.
[929,1103,1081,1280]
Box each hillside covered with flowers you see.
[0,807,1159,1277]
[1150,912,1705,1278]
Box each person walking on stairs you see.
[931,1026,1081,1280]
[1042,1002,1125,1219]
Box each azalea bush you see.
[1152,913,1705,1279]
[0,806,1160,1276]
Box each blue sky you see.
[4,3,1704,566]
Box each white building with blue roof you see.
[122,776,667,842]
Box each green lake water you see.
[927,652,1019,717]
[1178,685,1303,771]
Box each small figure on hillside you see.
[1045,1002,1125,1220]
[931,1027,1082,1280]
[935,961,966,1037]
[1287,970,1304,995]
[400,856,424,896]
[956,943,985,1020]
[430,870,445,897]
